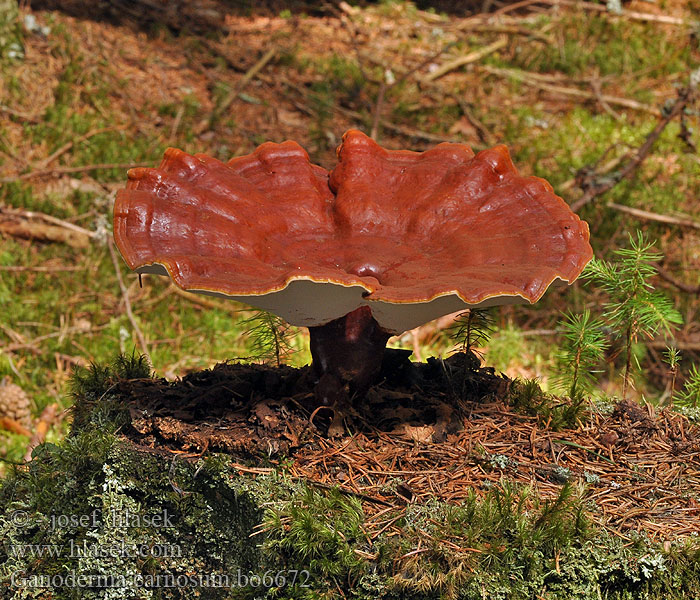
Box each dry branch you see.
[423,38,507,82]
[608,202,700,231]
[0,206,97,248]
[0,416,32,437]
[35,126,121,171]
[482,66,659,115]
[655,264,700,295]
[210,48,277,123]
[457,23,553,44]
[0,214,91,248]
[490,0,697,27]
[1,162,151,183]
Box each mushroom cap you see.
[114,130,593,333]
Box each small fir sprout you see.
[448,308,495,400]
[663,346,681,400]
[241,310,297,367]
[552,310,608,401]
[582,231,683,399]
[449,308,495,359]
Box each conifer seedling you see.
[582,232,682,399]
[678,364,700,408]
[449,308,495,361]
[553,310,608,401]
[663,346,681,403]
[241,311,297,367]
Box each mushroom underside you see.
[137,268,565,400]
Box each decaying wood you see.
[117,357,700,540]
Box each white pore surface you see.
[138,267,533,333]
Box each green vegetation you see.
[448,309,494,359]
[240,311,298,367]
[552,310,608,401]
[583,233,683,399]
[506,14,692,80]
[509,378,588,431]
[677,364,700,408]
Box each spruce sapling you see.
[552,310,608,401]
[241,310,296,367]
[449,308,495,361]
[663,346,681,402]
[582,232,682,399]
[446,308,495,400]
[678,364,700,408]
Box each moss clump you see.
[68,351,151,436]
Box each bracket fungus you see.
[114,130,593,399]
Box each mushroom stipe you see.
[114,130,593,401]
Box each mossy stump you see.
[1,355,699,600]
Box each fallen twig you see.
[482,66,659,115]
[35,126,121,171]
[337,104,451,143]
[369,40,459,139]
[647,340,700,351]
[0,213,92,248]
[457,22,553,44]
[490,0,697,27]
[1,162,151,183]
[424,37,507,82]
[209,48,276,124]
[0,264,83,272]
[0,417,32,437]
[655,264,700,295]
[0,104,51,125]
[0,207,97,239]
[607,202,700,231]
[452,95,496,145]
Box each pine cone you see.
[0,377,32,428]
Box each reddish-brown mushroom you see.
[114,130,593,397]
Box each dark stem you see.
[571,344,582,400]
[623,324,633,400]
[308,306,391,402]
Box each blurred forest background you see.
[0,0,699,466]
